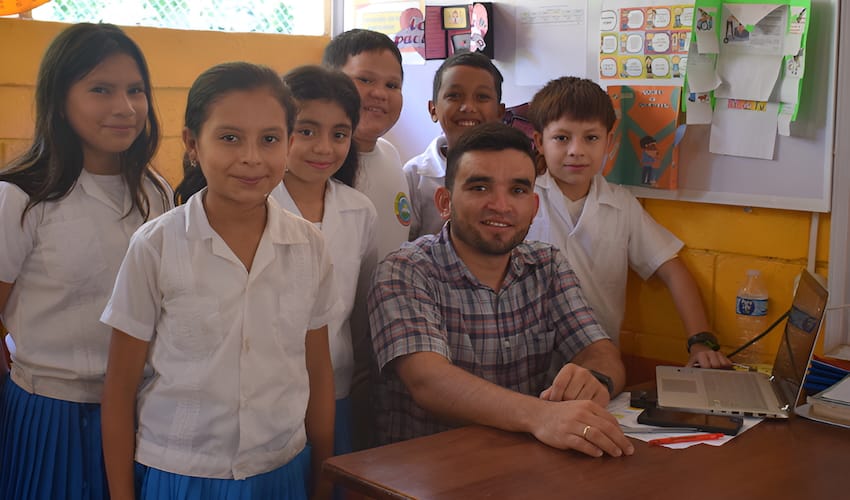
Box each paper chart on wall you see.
[599,0,695,86]
[515,0,588,86]
[685,0,811,156]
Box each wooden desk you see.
[324,417,848,499]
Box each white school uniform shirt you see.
[101,191,339,480]
[526,173,682,343]
[0,171,171,403]
[403,134,448,240]
[270,179,377,398]
[355,138,411,260]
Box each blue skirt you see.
[0,376,108,500]
[138,445,311,500]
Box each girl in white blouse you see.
[101,62,337,500]
[270,65,378,458]
[0,23,171,500]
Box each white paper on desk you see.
[710,98,779,159]
[608,393,762,449]
[515,0,588,86]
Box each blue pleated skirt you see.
[137,445,311,500]
[0,376,108,500]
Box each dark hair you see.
[527,77,617,133]
[283,65,361,187]
[322,29,404,80]
[445,123,535,191]
[433,51,503,103]
[173,62,297,205]
[0,22,167,222]
[640,135,657,147]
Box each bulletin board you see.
[383,0,838,212]
[592,0,838,212]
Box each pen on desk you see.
[648,433,725,446]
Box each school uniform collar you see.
[411,135,448,178]
[183,188,309,246]
[77,169,131,214]
[536,172,623,209]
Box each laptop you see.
[656,269,828,418]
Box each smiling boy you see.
[324,29,411,260]
[525,77,731,369]
[403,51,505,240]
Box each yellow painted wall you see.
[0,18,329,185]
[0,18,832,367]
[623,199,830,366]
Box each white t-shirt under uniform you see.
[270,179,377,399]
[403,134,448,240]
[355,137,411,260]
[526,173,683,343]
[0,171,170,403]
[101,191,339,480]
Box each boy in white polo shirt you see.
[403,51,505,240]
[323,29,410,260]
[525,77,731,369]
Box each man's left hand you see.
[539,363,610,406]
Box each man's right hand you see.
[531,399,634,458]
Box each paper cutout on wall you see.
[604,85,683,190]
[424,2,493,60]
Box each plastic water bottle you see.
[735,270,769,362]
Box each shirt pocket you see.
[161,295,224,360]
[273,292,310,357]
[38,219,107,284]
[592,232,629,289]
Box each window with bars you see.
[25,0,325,35]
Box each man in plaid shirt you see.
[368,123,634,458]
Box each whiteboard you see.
[384,0,838,212]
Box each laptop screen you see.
[771,269,828,408]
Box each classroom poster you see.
[604,85,683,189]
[599,1,694,86]
[344,0,427,64]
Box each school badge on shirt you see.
[394,192,411,226]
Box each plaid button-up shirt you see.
[368,225,609,444]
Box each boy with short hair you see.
[324,29,411,259]
[526,77,731,369]
[403,51,505,240]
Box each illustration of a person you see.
[451,9,460,26]
[645,56,653,77]
[470,3,489,52]
[697,9,713,31]
[646,8,656,28]
[640,135,659,185]
[724,14,739,43]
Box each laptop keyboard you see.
[704,372,768,409]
